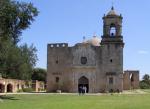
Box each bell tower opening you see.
[110,24,116,37]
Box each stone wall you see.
[47,42,124,93]
[32,80,45,92]
[47,43,72,92]
[123,70,139,90]
[101,43,124,92]
[0,78,45,93]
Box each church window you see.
[109,77,113,84]
[56,60,58,64]
[81,57,87,65]
[56,77,59,83]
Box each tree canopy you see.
[32,68,47,82]
[140,74,150,89]
[0,0,39,80]
[0,0,38,44]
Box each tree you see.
[0,41,38,80]
[31,68,47,82]
[17,44,38,80]
[0,40,14,77]
[0,0,38,80]
[140,81,150,89]
[0,0,38,44]
[143,74,150,82]
[140,74,150,89]
[20,44,38,68]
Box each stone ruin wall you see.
[123,70,139,90]
[0,78,45,93]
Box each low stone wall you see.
[0,78,45,93]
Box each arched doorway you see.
[0,83,5,93]
[130,73,134,89]
[7,84,13,92]
[78,76,89,93]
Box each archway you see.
[130,73,134,89]
[7,84,13,92]
[0,83,5,93]
[78,76,89,93]
[110,24,116,37]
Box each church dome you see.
[107,6,119,16]
[86,36,101,46]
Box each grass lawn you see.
[0,93,150,109]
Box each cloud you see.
[138,50,149,54]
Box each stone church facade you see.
[47,7,139,93]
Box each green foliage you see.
[0,40,20,78]
[22,88,33,92]
[0,40,38,80]
[17,89,23,92]
[31,68,47,82]
[0,0,38,80]
[0,0,38,44]
[20,44,38,67]
[140,81,150,89]
[18,44,38,79]
[143,74,150,81]
[140,74,150,89]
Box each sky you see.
[19,0,150,79]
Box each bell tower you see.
[101,6,123,44]
[101,7,124,92]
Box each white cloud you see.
[138,50,149,54]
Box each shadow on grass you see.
[0,95,19,100]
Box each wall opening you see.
[110,24,116,37]
[56,60,58,64]
[55,77,60,83]
[110,59,113,63]
[0,84,5,93]
[78,76,89,93]
[7,84,13,93]
[130,73,134,89]
[17,84,19,90]
[109,77,113,84]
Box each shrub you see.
[140,81,150,89]
[22,88,33,92]
[17,89,23,92]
